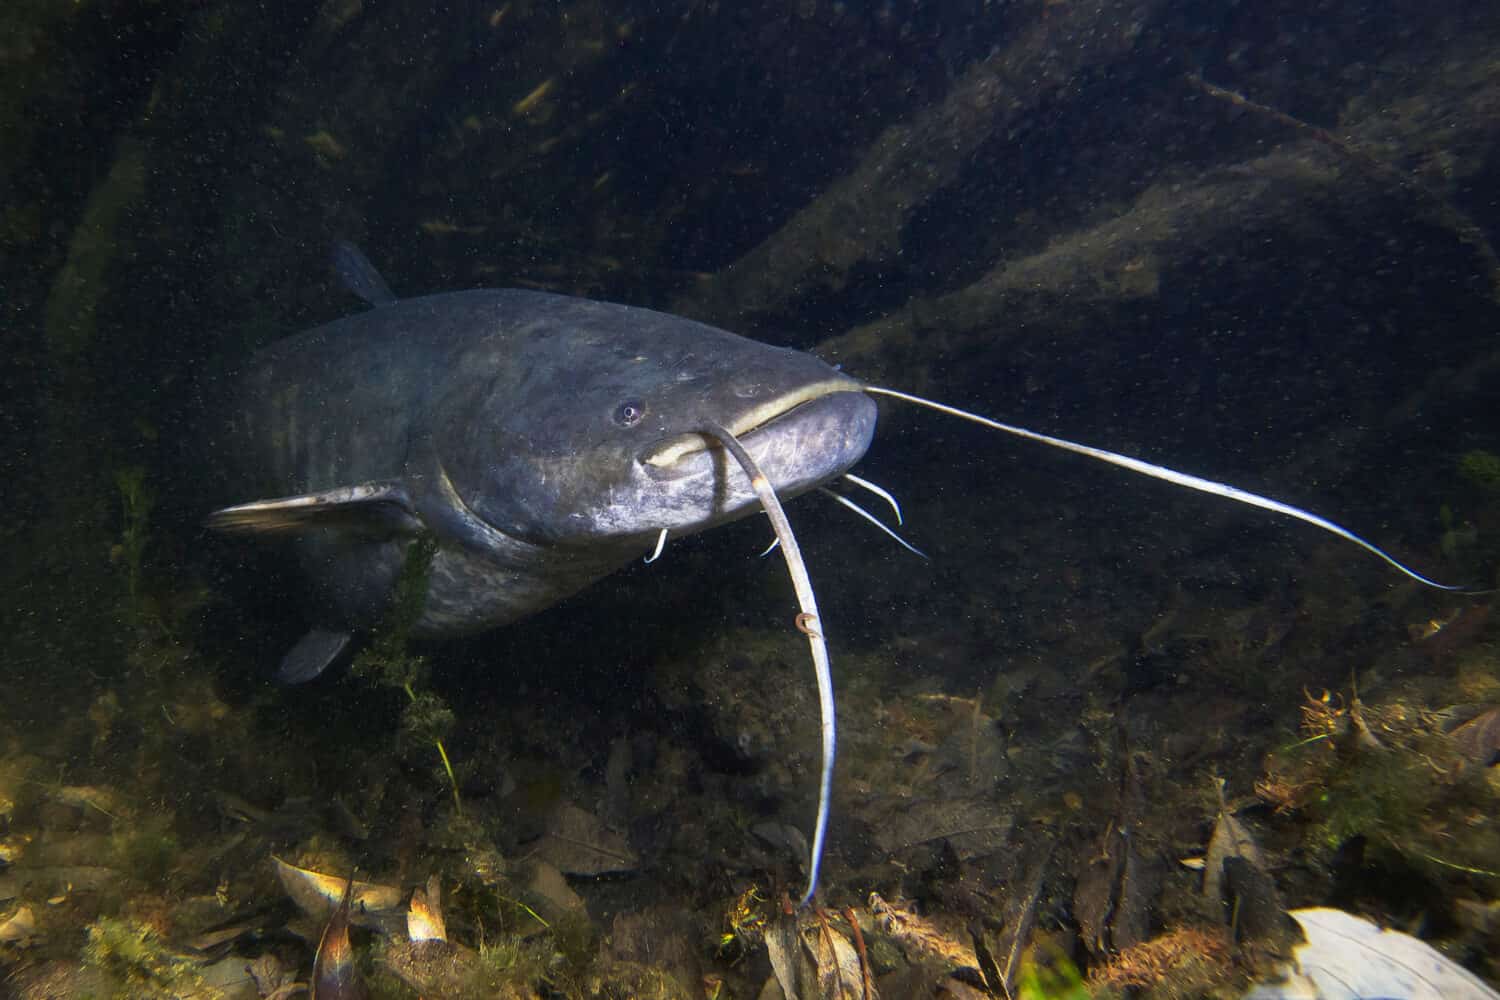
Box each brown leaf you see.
[868,893,979,974]
[1072,843,1123,956]
[808,917,867,1000]
[532,803,638,875]
[0,905,36,946]
[990,842,1051,997]
[1204,778,1262,905]
[271,856,402,930]
[1450,706,1500,767]
[766,913,816,1000]
[870,798,1013,862]
[1074,827,1160,956]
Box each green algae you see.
[113,466,153,608]
[1266,689,1500,885]
[82,915,218,1000]
[109,816,180,888]
[1459,450,1500,497]
[350,534,464,813]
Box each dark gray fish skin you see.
[209,282,876,667]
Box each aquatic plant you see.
[109,814,180,886]
[478,934,528,974]
[350,534,463,814]
[1263,685,1500,884]
[1088,926,1234,998]
[1459,450,1500,497]
[1015,940,1091,1000]
[112,465,153,608]
[82,915,215,999]
[473,935,551,996]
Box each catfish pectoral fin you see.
[278,628,352,684]
[206,481,423,537]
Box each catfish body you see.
[209,272,876,678]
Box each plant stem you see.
[404,681,463,816]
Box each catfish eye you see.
[612,399,646,427]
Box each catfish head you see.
[433,294,877,550]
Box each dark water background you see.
[3,1,1499,996]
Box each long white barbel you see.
[701,423,835,908]
[818,487,928,559]
[865,385,1480,593]
[842,472,905,525]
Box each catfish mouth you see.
[642,379,866,478]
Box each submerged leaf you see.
[311,875,366,1000]
[271,857,401,930]
[1222,857,1296,955]
[1449,705,1500,767]
[0,904,36,945]
[1072,843,1122,956]
[1074,826,1160,956]
[868,893,979,975]
[988,842,1051,998]
[407,874,446,943]
[1204,778,1263,906]
[766,913,816,1000]
[870,797,1013,862]
[808,916,869,1000]
[532,803,639,875]
[1245,908,1500,1000]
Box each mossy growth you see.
[351,534,439,690]
[350,535,463,813]
[550,905,598,973]
[1015,938,1091,1000]
[82,915,216,999]
[1266,694,1500,880]
[1304,748,1435,853]
[113,465,153,606]
[1458,450,1500,497]
[584,961,694,999]
[469,935,550,997]
[401,689,457,752]
[477,934,531,976]
[109,813,180,886]
[1449,450,1500,588]
[369,927,553,997]
[361,963,420,1000]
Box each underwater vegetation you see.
[3,0,1500,998]
[348,535,465,816]
[1258,680,1500,883]
[5,406,1497,998]
[113,465,153,609]
[1459,451,1500,499]
[81,915,213,999]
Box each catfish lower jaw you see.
[641,385,875,483]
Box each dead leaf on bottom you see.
[0,905,36,946]
[870,798,1013,862]
[1204,777,1262,906]
[532,803,639,875]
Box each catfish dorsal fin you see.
[331,240,398,308]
